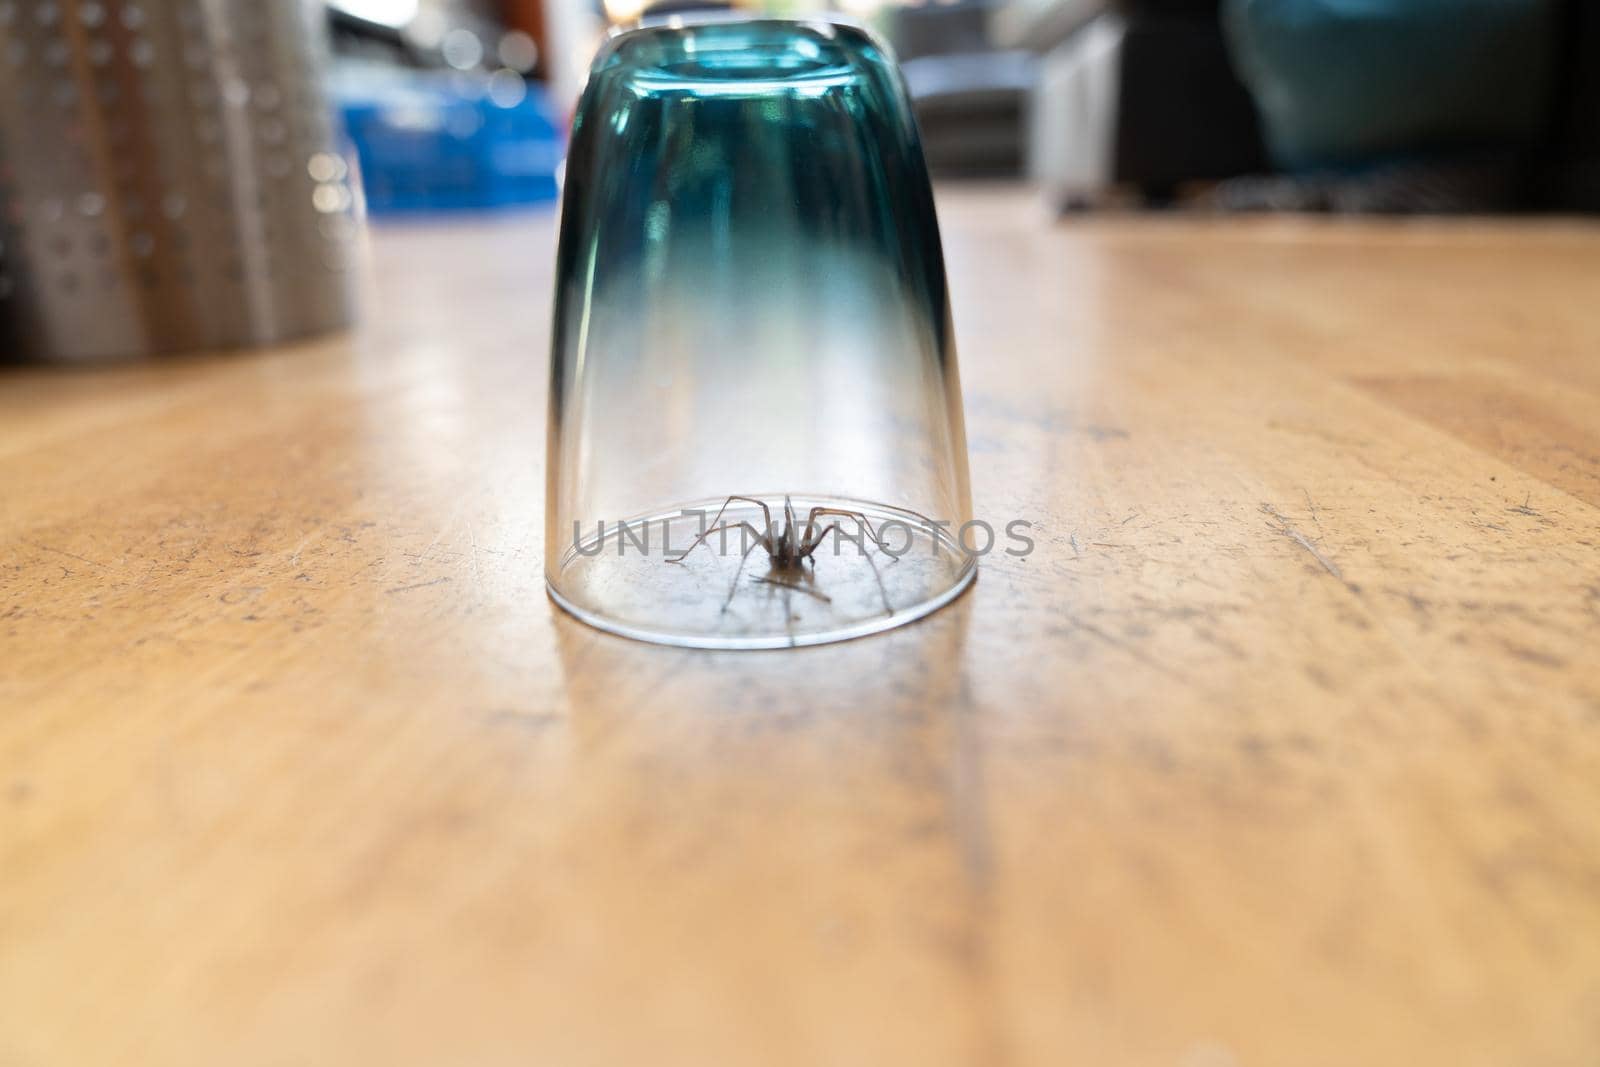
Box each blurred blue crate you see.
[335,68,564,215]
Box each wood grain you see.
[3,187,1600,1067]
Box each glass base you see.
[547,496,976,649]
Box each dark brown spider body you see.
[767,497,808,569]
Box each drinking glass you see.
[546,16,974,649]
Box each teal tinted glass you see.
[547,19,974,648]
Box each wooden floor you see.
[4,187,1600,1066]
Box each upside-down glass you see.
[546,17,975,649]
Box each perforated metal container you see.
[0,0,359,362]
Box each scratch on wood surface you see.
[1069,532,1081,558]
[1302,489,1326,541]
[467,521,484,587]
[412,506,464,565]
[1069,617,1192,684]
[22,540,110,570]
[386,576,451,595]
[287,528,325,565]
[1260,503,1354,589]
[1508,492,1541,517]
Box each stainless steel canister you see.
[0,0,359,362]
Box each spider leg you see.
[751,575,833,604]
[799,520,842,560]
[666,521,771,564]
[858,541,895,617]
[800,509,895,563]
[715,495,775,541]
[796,521,894,617]
[780,580,796,647]
[671,495,776,562]
[720,537,761,612]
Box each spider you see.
[666,495,896,615]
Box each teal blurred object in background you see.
[1222,0,1558,170]
[545,18,976,649]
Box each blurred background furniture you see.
[1537,0,1600,211]
[307,0,1600,216]
[0,2,360,363]
[883,1,1034,177]
[326,0,562,215]
[993,0,1264,207]
[1214,0,1597,214]
[1223,0,1557,173]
